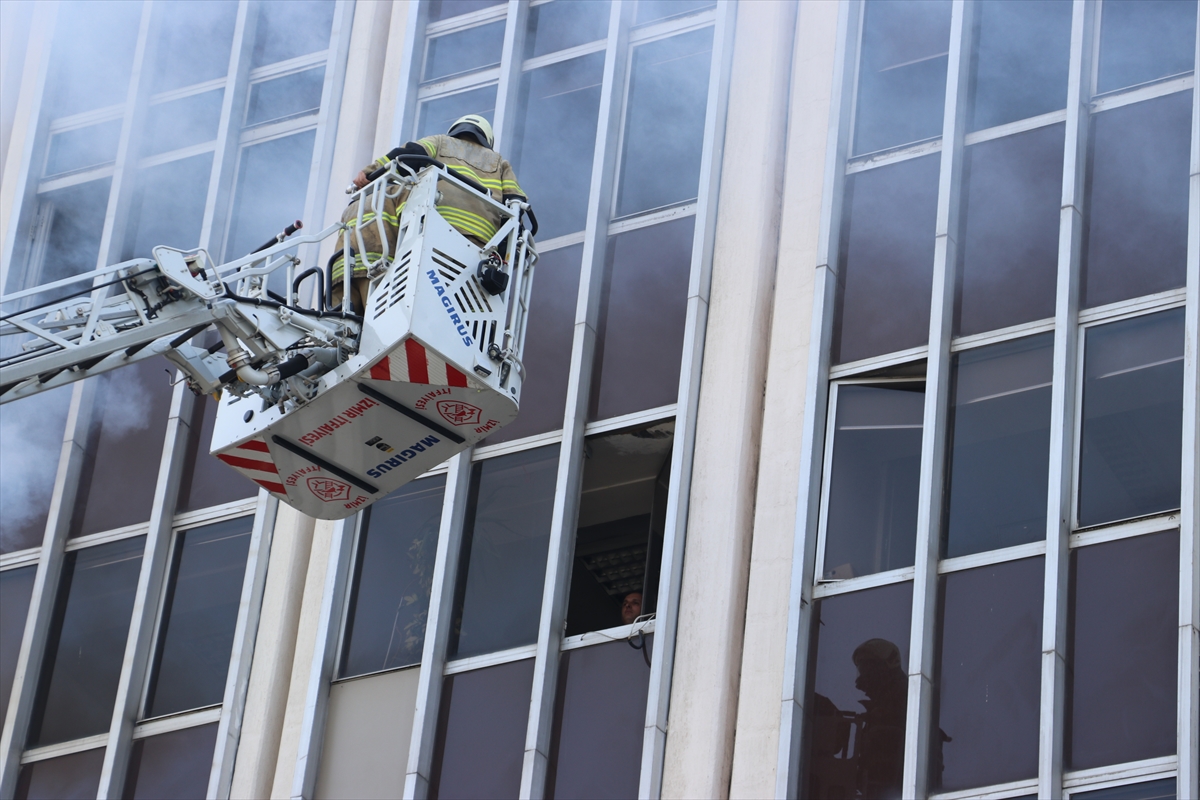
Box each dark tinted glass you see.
[1066,530,1178,769]
[833,154,938,364]
[45,119,122,176]
[341,476,446,678]
[1073,778,1177,800]
[968,0,1071,131]
[525,1,608,57]
[124,153,213,259]
[246,68,326,127]
[616,29,713,216]
[15,179,111,306]
[547,638,653,799]
[0,387,71,553]
[46,0,141,117]
[450,446,559,658]
[1,567,36,723]
[1079,309,1184,527]
[428,0,504,22]
[417,87,497,141]
[424,21,505,82]
[150,0,237,93]
[1083,92,1191,308]
[590,218,694,420]
[635,0,715,25]
[14,748,104,800]
[1097,0,1197,94]
[933,558,1042,791]
[72,361,173,537]
[823,384,924,579]
[146,518,253,717]
[430,659,534,799]
[142,91,224,157]
[854,0,951,155]
[30,536,144,746]
[484,245,581,445]
[178,395,257,511]
[567,421,673,635]
[512,54,604,240]
[957,124,1063,335]
[944,335,1053,557]
[801,581,913,800]
[123,723,218,800]
[251,0,335,67]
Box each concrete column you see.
[660,2,797,797]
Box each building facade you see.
[0,1,1195,799]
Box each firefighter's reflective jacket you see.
[332,134,526,284]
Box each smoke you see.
[0,387,71,552]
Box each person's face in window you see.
[621,591,642,625]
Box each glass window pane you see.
[45,119,122,177]
[178,393,257,512]
[341,476,446,678]
[424,21,506,83]
[590,218,694,421]
[72,362,173,537]
[526,1,608,58]
[635,0,715,25]
[449,446,559,658]
[246,68,325,127]
[833,154,938,364]
[483,245,581,445]
[1067,530,1178,769]
[124,153,214,260]
[944,335,1053,558]
[567,420,673,635]
[823,383,924,579]
[1,566,36,723]
[512,53,604,240]
[1072,778,1177,800]
[146,518,253,718]
[431,659,533,799]
[933,558,1043,791]
[428,0,505,22]
[801,581,913,800]
[1097,0,1197,94]
[29,536,145,746]
[1,388,71,553]
[251,0,335,68]
[15,179,112,306]
[123,723,218,800]
[615,29,712,217]
[416,87,497,141]
[1083,92,1191,309]
[15,748,105,800]
[150,0,238,93]
[1079,309,1184,527]
[142,90,224,157]
[547,637,653,798]
[46,0,141,117]
[853,0,951,155]
[968,0,1071,131]
[957,124,1063,336]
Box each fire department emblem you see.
[437,399,482,426]
[307,476,352,502]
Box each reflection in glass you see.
[956,124,1063,335]
[252,0,335,68]
[1067,530,1178,769]
[150,0,238,93]
[45,119,122,176]
[1097,0,1197,95]
[802,581,912,800]
[635,0,715,25]
[512,53,604,240]
[933,558,1042,791]
[483,245,581,445]
[142,91,224,157]
[178,394,256,511]
[246,68,326,127]
[14,747,104,800]
[944,335,1053,557]
[854,0,951,155]
[449,446,559,658]
[1,567,35,723]
[547,637,653,798]
[566,420,672,635]
[590,218,694,421]
[1079,309,1184,527]
[525,0,608,58]
[124,154,214,259]
[123,723,218,800]
[822,384,924,580]
[417,87,497,141]
[616,29,713,216]
[0,387,71,553]
[967,0,1071,132]
[341,476,446,678]
[833,154,938,364]
[424,21,505,83]
[146,518,253,718]
[29,536,144,746]
[1083,92,1191,308]
[430,659,533,799]
[1072,778,1177,800]
[45,0,140,117]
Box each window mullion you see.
[389,1,429,148]
[490,0,529,153]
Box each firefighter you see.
[330,114,527,313]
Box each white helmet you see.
[447,114,494,149]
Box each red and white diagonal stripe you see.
[368,337,478,388]
[215,438,287,496]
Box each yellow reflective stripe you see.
[501,179,524,194]
[331,252,385,280]
[374,156,389,167]
[437,206,496,240]
[419,138,437,157]
[438,212,493,241]
[345,211,400,228]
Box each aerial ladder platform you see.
[0,159,538,519]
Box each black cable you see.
[0,265,161,324]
